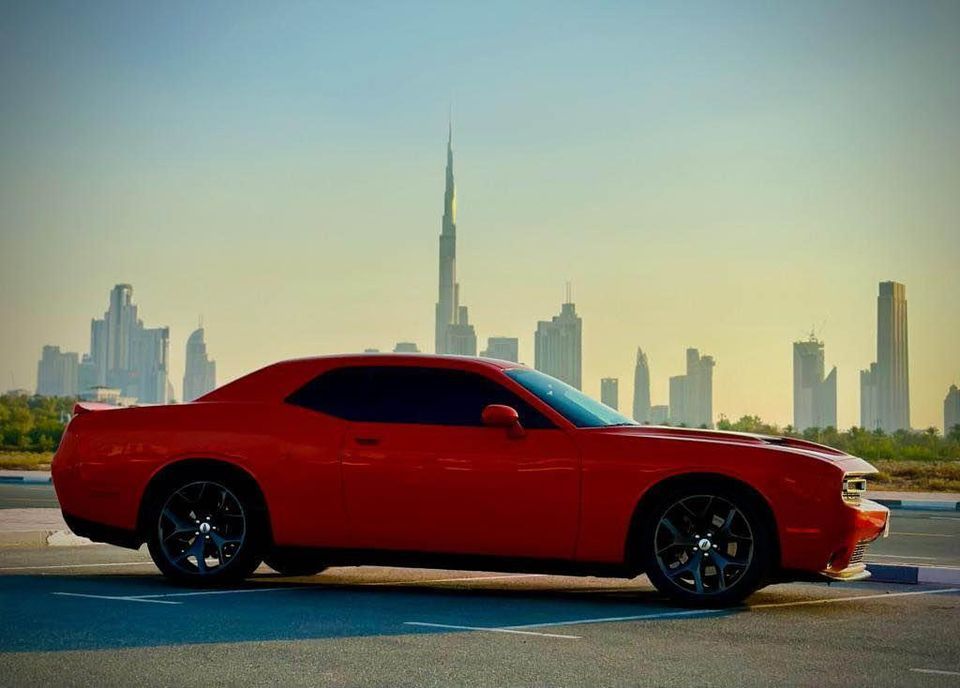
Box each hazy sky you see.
[1,0,958,429]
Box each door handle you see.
[354,437,380,446]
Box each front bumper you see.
[819,498,889,581]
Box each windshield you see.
[505,368,639,428]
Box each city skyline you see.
[2,2,958,429]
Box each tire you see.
[264,550,328,577]
[144,467,267,586]
[639,482,773,606]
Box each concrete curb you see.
[868,564,960,585]
[872,498,960,512]
[0,529,91,548]
[0,475,53,485]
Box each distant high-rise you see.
[945,385,960,435]
[481,337,519,362]
[669,375,687,426]
[876,282,910,432]
[36,345,79,397]
[534,300,582,389]
[861,282,910,432]
[183,327,217,401]
[793,334,838,431]
[86,284,170,403]
[393,342,421,353]
[600,378,619,410]
[860,362,880,430]
[668,348,715,428]
[632,348,651,423]
[434,122,476,356]
[650,405,670,425]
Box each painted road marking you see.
[507,609,726,629]
[911,668,960,677]
[0,561,150,572]
[362,574,544,586]
[43,574,542,605]
[404,622,581,639]
[51,592,180,605]
[446,588,960,635]
[749,587,960,610]
[869,554,940,560]
[891,532,954,538]
[50,586,314,604]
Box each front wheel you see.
[640,484,773,606]
[145,470,266,585]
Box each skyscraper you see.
[36,345,79,397]
[600,377,619,410]
[945,384,960,435]
[434,123,476,356]
[860,362,880,430]
[183,326,217,401]
[481,337,519,362]
[668,348,715,428]
[862,282,910,432]
[86,284,171,403]
[632,348,651,423]
[793,334,838,431]
[669,375,687,426]
[534,300,582,389]
[876,281,910,432]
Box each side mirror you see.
[482,404,525,439]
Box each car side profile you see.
[52,354,889,605]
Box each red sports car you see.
[52,354,889,605]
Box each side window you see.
[285,367,372,421]
[287,366,554,429]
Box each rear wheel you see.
[640,483,772,606]
[145,469,266,585]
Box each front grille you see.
[849,542,868,565]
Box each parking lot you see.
[1,483,959,686]
[1,538,959,686]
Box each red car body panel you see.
[52,354,888,580]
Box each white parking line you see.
[51,592,180,605]
[868,554,939,560]
[0,561,150,572]
[911,668,960,677]
[50,585,315,604]
[507,609,726,629]
[423,587,960,637]
[891,532,954,538]
[748,587,960,610]
[404,622,580,639]
[363,574,544,586]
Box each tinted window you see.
[287,366,555,429]
[505,368,638,428]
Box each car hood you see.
[591,425,853,462]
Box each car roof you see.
[200,354,525,403]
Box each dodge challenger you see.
[52,354,889,605]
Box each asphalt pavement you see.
[1,544,959,687]
[1,481,959,686]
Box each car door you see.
[339,365,580,559]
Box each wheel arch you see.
[136,457,273,543]
[624,472,781,575]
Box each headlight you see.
[842,474,868,504]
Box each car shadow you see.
[0,571,735,652]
